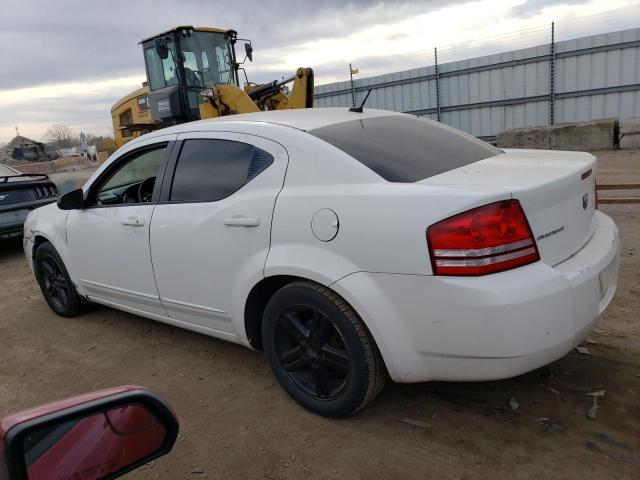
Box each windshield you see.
[179,31,235,87]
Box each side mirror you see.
[57,188,84,210]
[0,386,178,480]
[154,37,169,60]
[244,42,253,62]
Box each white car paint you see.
[23,108,619,383]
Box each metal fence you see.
[314,26,640,140]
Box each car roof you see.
[161,108,407,134]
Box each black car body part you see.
[0,170,58,240]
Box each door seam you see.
[148,203,171,317]
[263,148,290,277]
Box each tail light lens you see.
[427,200,540,276]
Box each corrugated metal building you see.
[314,27,640,139]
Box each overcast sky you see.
[1,0,639,143]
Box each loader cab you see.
[141,27,240,125]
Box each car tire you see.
[262,281,388,417]
[34,242,87,317]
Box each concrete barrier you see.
[497,118,618,151]
[497,127,550,149]
[620,117,640,150]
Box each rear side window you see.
[170,139,274,202]
[309,115,502,182]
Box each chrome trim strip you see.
[433,238,534,258]
[160,297,227,314]
[435,247,537,267]
[80,279,159,300]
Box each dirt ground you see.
[0,151,638,479]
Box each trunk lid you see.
[420,149,597,266]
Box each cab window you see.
[144,43,179,90]
[144,47,165,91]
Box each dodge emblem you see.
[582,193,589,210]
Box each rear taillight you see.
[427,200,540,276]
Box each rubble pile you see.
[0,135,58,164]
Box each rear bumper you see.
[332,211,619,383]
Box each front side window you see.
[170,139,273,202]
[309,115,503,183]
[94,145,166,206]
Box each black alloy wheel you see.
[39,253,70,311]
[35,242,87,317]
[275,305,351,400]
[263,281,388,417]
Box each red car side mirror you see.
[0,386,178,480]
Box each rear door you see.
[150,132,288,336]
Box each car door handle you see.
[122,216,145,227]
[224,215,260,227]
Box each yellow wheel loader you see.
[111,26,314,147]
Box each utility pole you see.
[349,63,358,108]
[549,21,556,125]
[434,48,441,122]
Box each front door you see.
[150,132,288,336]
[66,136,175,315]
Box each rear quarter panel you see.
[267,180,511,282]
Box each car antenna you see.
[349,89,373,113]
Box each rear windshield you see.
[308,115,502,182]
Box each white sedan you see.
[23,108,619,417]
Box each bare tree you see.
[46,125,75,148]
[93,136,117,153]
